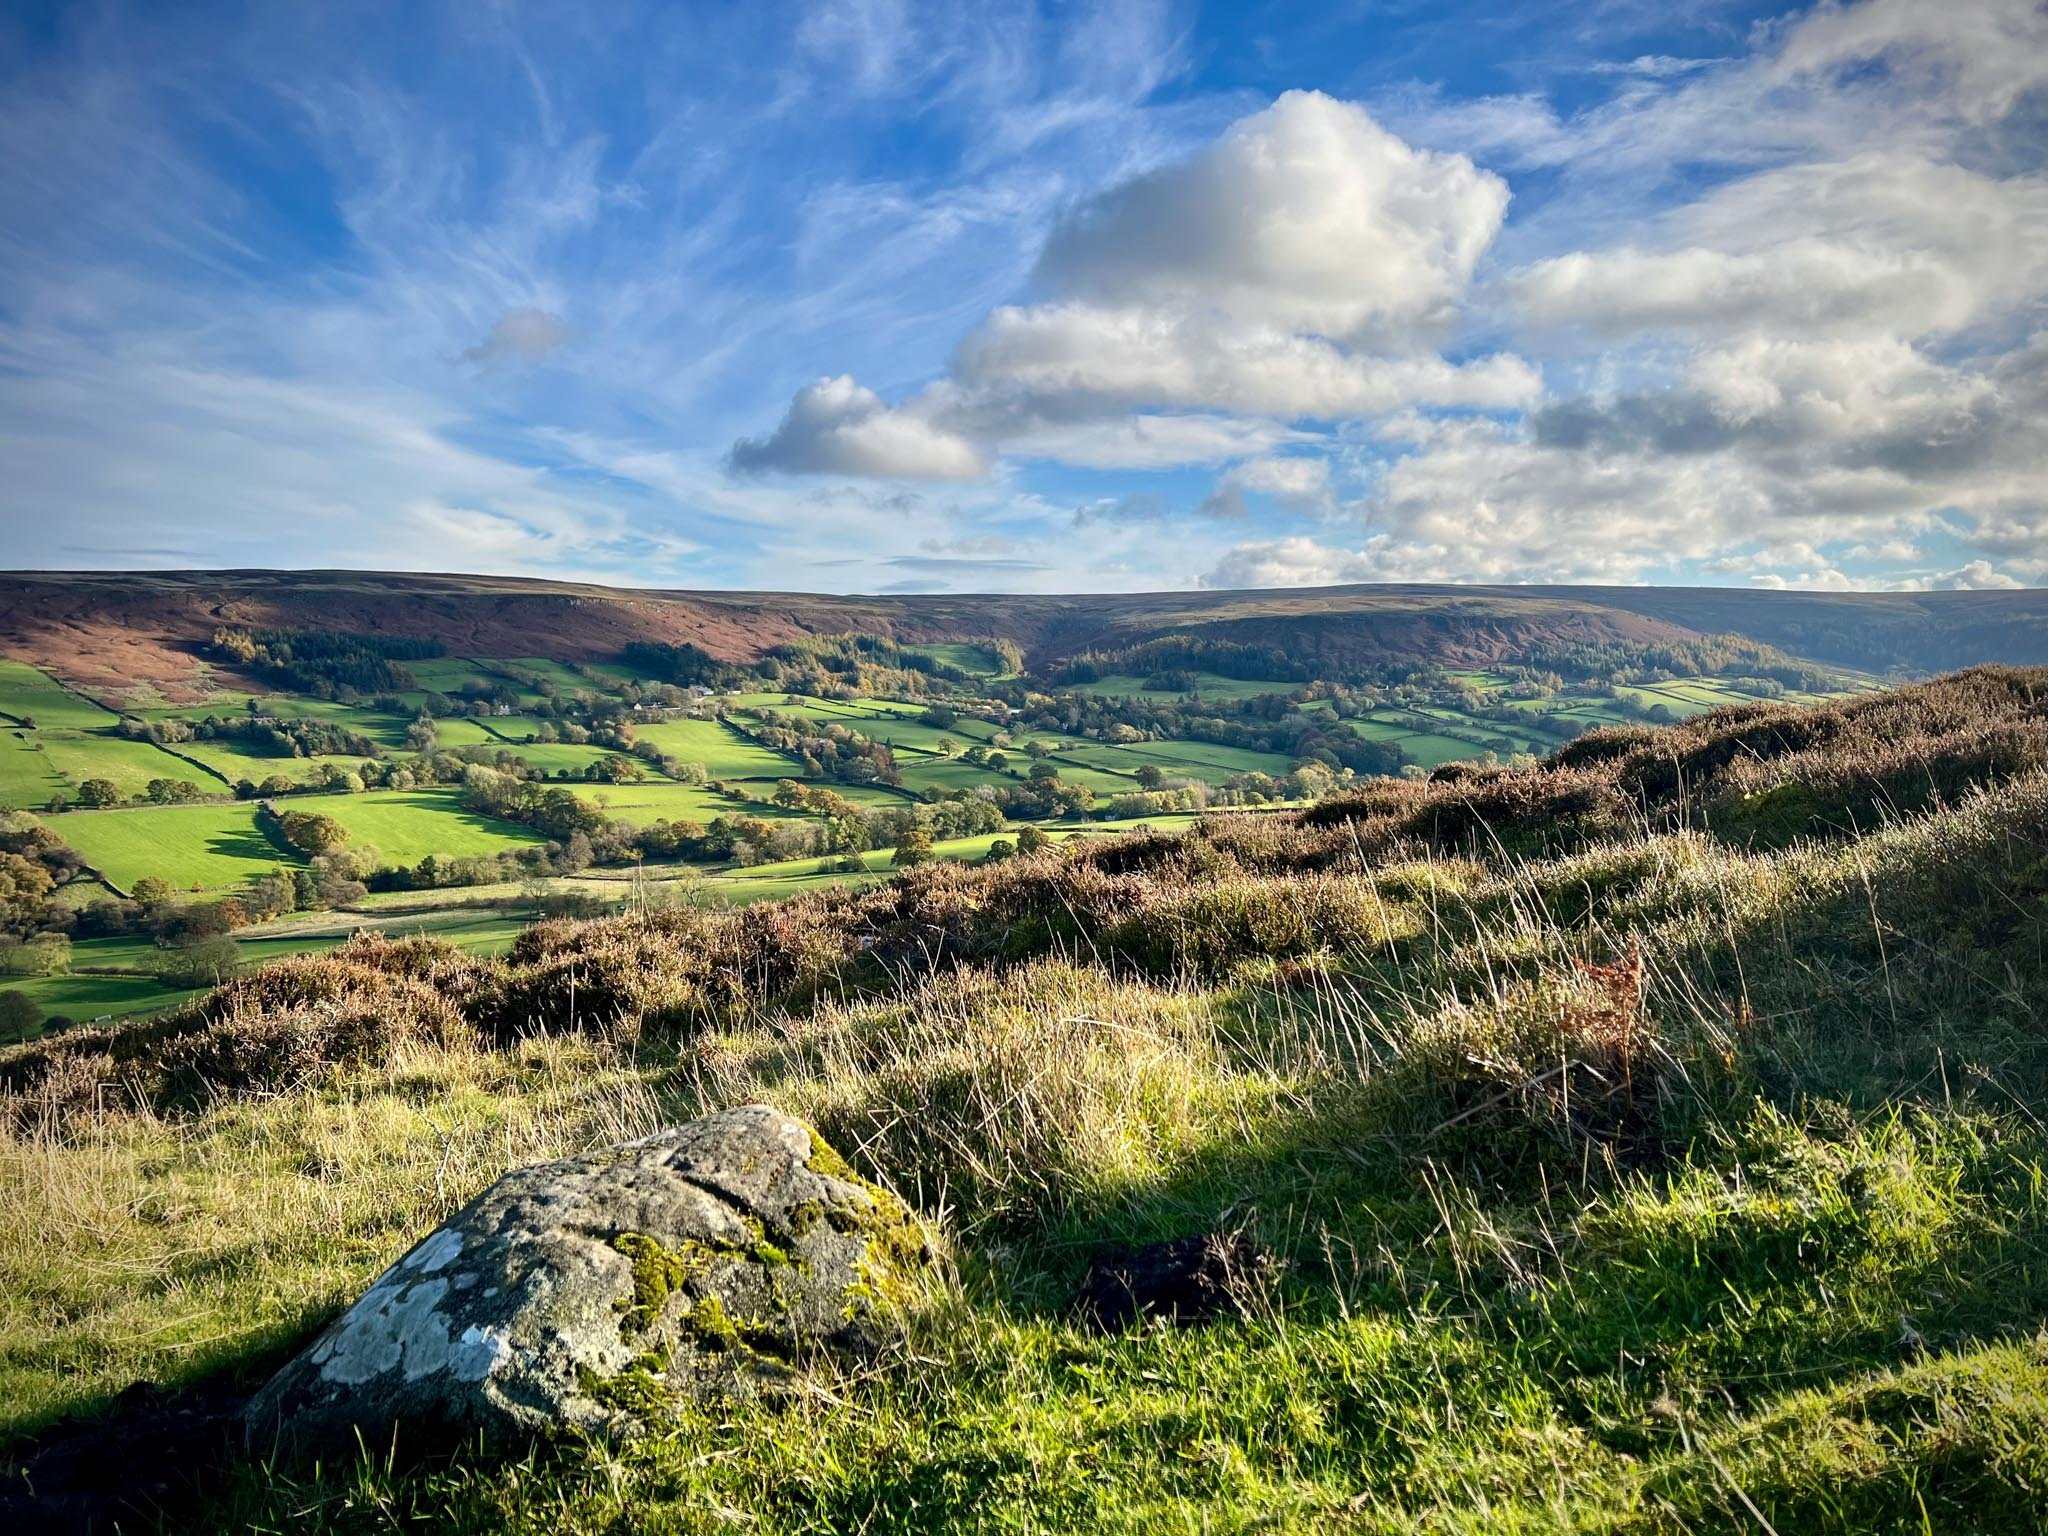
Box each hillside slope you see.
[5,667,2048,1531]
[5,569,2046,700]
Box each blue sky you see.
[1,0,2044,594]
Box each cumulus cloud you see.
[1256,332,2048,589]
[952,303,1537,418]
[1772,0,2048,125]
[1035,89,1509,342]
[1511,155,2048,342]
[1198,455,1333,519]
[1201,536,1379,590]
[727,374,987,479]
[999,412,1309,470]
[732,92,1533,480]
[462,307,570,367]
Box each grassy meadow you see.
[288,789,547,865]
[51,803,289,892]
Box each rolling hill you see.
[2,570,2045,702]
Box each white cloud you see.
[1511,155,2048,343]
[1228,333,2048,591]
[1198,455,1333,519]
[735,91,1534,478]
[1201,536,1379,589]
[1035,89,1509,342]
[1918,559,2025,591]
[1772,0,2048,126]
[0,343,700,583]
[998,412,1309,469]
[727,374,988,479]
[951,303,1538,418]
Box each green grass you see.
[0,659,120,730]
[166,739,329,787]
[404,658,516,695]
[9,671,2032,1531]
[424,716,508,749]
[837,716,974,756]
[1349,712,1487,769]
[896,757,1016,795]
[499,657,604,694]
[908,641,1009,675]
[289,789,544,867]
[0,971,199,1025]
[721,812,1205,888]
[46,803,293,892]
[567,781,794,823]
[466,740,628,778]
[1061,738,1300,783]
[0,728,68,809]
[1067,672,1304,700]
[233,909,535,964]
[12,743,2048,1528]
[631,719,798,779]
[35,732,209,799]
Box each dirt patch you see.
[1076,1228,1281,1330]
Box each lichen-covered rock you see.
[243,1105,925,1454]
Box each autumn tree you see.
[77,779,121,807]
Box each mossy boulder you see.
[242,1106,926,1455]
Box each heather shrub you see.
[0,952,471,1122]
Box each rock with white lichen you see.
[241,1105,926,1455]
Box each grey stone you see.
[243,1105,925,1454]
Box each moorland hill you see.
[6,569,2048,702]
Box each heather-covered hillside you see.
[6,668,2048,1531]
[6,570,2048,702]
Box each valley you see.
[0,573,1904,1036]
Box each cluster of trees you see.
[629,633,1024,703]
[746,634,1017,700]
[620,640,745,691]
[981,688,1404,780]
[1050,636,1311,687]
[0,813,84,939]
[211,626,443,698]
[1520,634,1831,689]
[122,710,383,760]
[750,711,902,786]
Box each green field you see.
[0,971,198,1026]
[567,781,794,823]
[290,789,544,867]
[500,657,606,694]
[465,740,627,778]
[1067,672,1304,700]
[631,719,796,779]
[48,803,291,892]
[1085,738,1300,782]
[908,641,1009,676]
[165,739,331,787]
[1347,713,1474,769]
[0,730,68,808]
[404,658,516,696]
[897,757,1015,795]
[35,733,210,798]
[706,812,1211,900]
[0,659,120,730]
[425,717,509,749]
